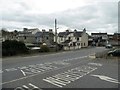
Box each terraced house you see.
[57,28,88,50]
[18,28,54,46]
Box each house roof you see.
[108,34,113,37]
[35,31,54,37]
[91,33,107,35]
[18,33,34,37]
[58,32,65,37]
[114,33,120,36]
[74,32,83,37]
[19,32,31,34]
[58,32,72,37]
[64,40,72,43]
[88,35,93,38]
[43,32,54,36]
[26,28,39,32]
[58,31,84,37]
[35,32,43,37]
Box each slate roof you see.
[91,33,107,35]
[35,32,43,37]
[35,31,54,37]
[88,35,93,38]
[25,28,39,32]
[58,31,83,37]
[74,32,83,37]
[114,33,120,36]
[58,32,72,37]
[18,32,34,36]
[64,40,72,43]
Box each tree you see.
[2,40,29,56]
[13,30,19,36]
[1,28,9,36]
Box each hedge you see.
[2,40,29,56]
[40,45,50,52]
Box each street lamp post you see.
[55,19,57,52]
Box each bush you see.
[2,40,29,56]
[57,44,63,51]
[40,45,49,52]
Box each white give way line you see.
[91,74,120,84]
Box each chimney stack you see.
[66,30,69,33]
[49,29,53,33]
[74,29,77,33]
[42,29,46,32]
[23,28,28,32]
[83,28,86,33]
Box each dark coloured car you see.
[108,49,120,56]
[105,44,112,48]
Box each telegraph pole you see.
[55,19,57,52]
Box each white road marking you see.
[43,79,63,87]
[20,70,26,76]
[53,61,69,65]
[14,87,24,90]
[3,55,88,74]
[88,63,102,66]
[22,85,29,89]
[19,64,58,76]
[43,65,97,87]
[1,56,90,85]
[91,74,120,84]
[62,56,88,62]
[28,83,39,88]
[5,68,17,72]
[18,66,28,69]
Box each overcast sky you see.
[0,0,119,34]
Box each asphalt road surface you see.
[1,47,119,90]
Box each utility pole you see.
[55,19,57,52]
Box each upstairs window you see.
[61,38,63,41]
[46,37,49,40]
[77,43,80,46]
[24,36,26,39]
[81,43,83,46]
[84,43,85,46]
[68,37,71,40]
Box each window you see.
[81,43,83,46]
[84,43,85,46]
[68,37,71,40]
[46,37,49,40]
[77,37,79,41]
[73,42,76,46]
[77,43,80,46]
[70,43,72,46]
[61,38,63,41]
[24,36,26,39]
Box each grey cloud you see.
[1,1,118,33]
[52,2,117,32]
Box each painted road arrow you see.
[91,74,120,84]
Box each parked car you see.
[105,44,112,48]
[107,49,120,56]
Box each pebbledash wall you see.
[63,32,88,50]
